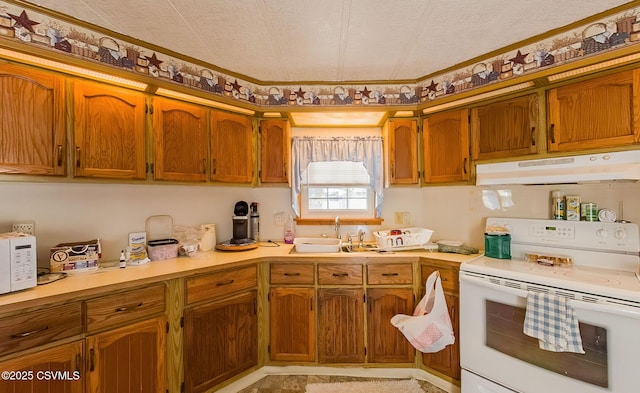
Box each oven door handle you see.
[460,273,640,319]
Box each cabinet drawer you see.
[367,264,413,285]
[0,302,83,356]
[422,265,458,292]
[318,264,363,285]
[271,263,314,285]
[86,284,166,332]
[187,265,257,305]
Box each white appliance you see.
[0,232,37,294]
[475,150,640,185]
[460,218,640,393]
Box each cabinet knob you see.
[549,124,556,144]
[75,147,81,168]
[57,145,63,166]
[531,127,536,146]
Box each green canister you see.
[484,233,511,259]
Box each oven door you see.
[460,272,640,393]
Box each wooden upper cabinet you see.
[471,94,538,160]
[547,68,640,152]
[387,119,419,184]
[0,63,65,176]
[73,80,146,179]
[260,119,290,184]
[422,109,470,183]
[152,97,207,182]
[210,110,254,183]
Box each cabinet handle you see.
[332,273,349,277]
[212,159,217,175]
[531,126,536,146]
[202,158,206,175]
[463,157,468,174]
[216,279,234,286]
[549,124,556,144]
[75,353,81,373]
[310,297,313,311]
[56,145,63,166]
[382,272,399,277]
[10,325,49,339]
[283,163,287,177]
[391,163,395,178]
[75,147,81,168]
[89,348,95,372]
[283,272,300,276]
[115,302,144,312]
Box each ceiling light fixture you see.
[289,111,387,127]
[394,111,415,117]
[0,48,148,90]
[547,53,640,82]
[262,112,283,118]
[155,88,255,115]
[422,81,535,114]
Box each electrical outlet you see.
[274,211,286,226]
[394,212,410,226]
[12,220,35,235]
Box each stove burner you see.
[560,270,621,285]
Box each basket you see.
[581,23,610,55]
[373,227,433,250]
[98,37,122,66]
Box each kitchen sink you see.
[341,243,380,252]
[293,237,342,253]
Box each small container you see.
[551,191,565,220]
[484,233,511,259]
[565,195,581,221]
[581,203,599,221]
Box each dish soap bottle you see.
[284,214,295,244]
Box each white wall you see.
[1,180,639,266]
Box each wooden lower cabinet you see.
[367,288,415,363]
[421,264,460,380]
[318,288,365,363]
[269,287,316,362]
[0,340,83,393]
[86,316,166,393]
[184,290,258,393]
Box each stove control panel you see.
[529,223,575,239]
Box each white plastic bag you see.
[391,271,455,353]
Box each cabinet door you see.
[152,97,207,181]
[184,291,257,393]
[422,293,460,380]
[367,288,415,363]
[73,80,146,179]
[471,94,538,160]
[269,287,315,362]
[210,110,253,183]
[318,288,365,363]
[0,63,65,176]
[0,340,83,393]
[86,316,166,393]
[547,68,640,152]
[423,109,470,183]
[387,119,418,184]
[260,119,290,183]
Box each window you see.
[291,136,384,219]
[301,161,375,218]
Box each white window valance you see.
[291,136,384,217]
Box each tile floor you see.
[236,375,448,393]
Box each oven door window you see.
[486,299,608,387]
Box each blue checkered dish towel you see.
[523,291,585,354]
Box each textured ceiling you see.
[24,0,633,83]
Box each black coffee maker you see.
[231,201,254,245]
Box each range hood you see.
[476,150,640,185]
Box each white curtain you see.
[291,136,384,217]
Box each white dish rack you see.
[373,227,434,250]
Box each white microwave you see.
[0,232,37,294]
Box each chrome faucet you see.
[334,216,341,239]
[357,229,365,249]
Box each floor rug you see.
[305,378,424,393]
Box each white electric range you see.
[459,217,640,393]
